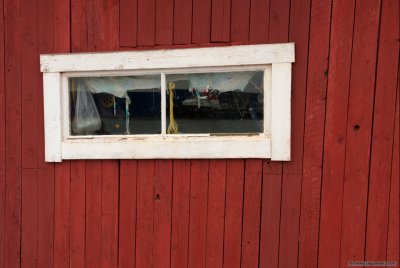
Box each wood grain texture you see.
[21,169,38,268]
[249,0,270,43]
[365,0,399,261]
[192,0,211,44]
[136,160,155,267]
[206,160,227,268]
[120,0,138,47]
[37,169,55,267]
[387,81,399,264]
[259,174,281,268]
[153,160,173,267]
[340,0,381,266]
[37,0,55,170]
[21,0,38,168]
[285,0,311,175]
[155,0,173,45]
[70,161,86,268]
[298,0,331,267]
[188,160,209,268]
[223,160,244,268]
[211,0,231,42]
[171,160,191,268]
[318,0,355,267]
[4,0,22,266]
[101,160,119,268]
[118,160,137,268]
[174,0,193,44]
[231,0,250,42]
[72,0,88,52]
[0,0,4,263]
[54,162,71,268]
[137,0,155,46]
[85,161,102,268]
[55,0,70,53]
[241,159,262,268]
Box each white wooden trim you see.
[271,63,292,160]
[161,73,166,135]
[43,73,62,162]
[41,43,294,162]
[263,65,272,135]
[61,76,70,140]
[40,43,295,73]
[61,136,271,159]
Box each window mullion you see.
[161,73,166,135]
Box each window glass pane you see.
[166,71,264,134]
[69,75,161,135]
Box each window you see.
[41,43,294,161]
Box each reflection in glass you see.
[166,71,264,134]
[69,75,161,135]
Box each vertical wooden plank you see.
[37,169,55,267]
[268,0,290,42]
[340,0,381,266]
[155,0,173,45]
[71,0,88,52]
[286,0,311,174]
[21,0,38,168]
[174,0,193,44]
[188,160,209,268]
[136,160,155,267]
[241,159,262,268]
[120,0,138,47]
[153,160,173,268]
[223,160,244,268]
[211,0,231,42]
[137,0,155,46]
[21,169,38,268]
[37,0,56,263]
[88,0,119,50]
[387,83,399,264]
[171,160,191,268]
[249,0,270,43]
[70,0,87,266]
[206,160,226,268]
[101,160,119,268]
[192,0,211,44]
[259,174,281,268]
[365,0,399,261]
[54,0,70,53]
[53,0,71,265]
[318,0,355,267]
[118,160,137,268]
[85,161,102,268]
[54,162,71,268]
[37,0,55,169]
[0,0,5,265]
[70,161,86,267]
[230,0,250,42]
[297,0,331,267]
[4,0,22,266]
[279,2,311,268]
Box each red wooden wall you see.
[0,0,398,267]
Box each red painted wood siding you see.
[0,0,399,267]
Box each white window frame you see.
[40,43,294,162]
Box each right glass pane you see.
[166,71,264,134]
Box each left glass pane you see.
[69,75,161,135]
